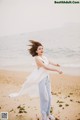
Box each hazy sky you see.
[0,0,80,36]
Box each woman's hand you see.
[58,70,63,74]
[56,64,60,67]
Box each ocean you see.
[0,24,80,75]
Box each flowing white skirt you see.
[9,67,49,98]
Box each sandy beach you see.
[0,69,80,120]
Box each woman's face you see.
[36,45,44,56]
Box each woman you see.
[28,40,62,120]
[9,40,62,120]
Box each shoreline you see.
[0,64,80,76]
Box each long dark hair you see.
[28,40,43,57]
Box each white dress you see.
[9,56,49,98]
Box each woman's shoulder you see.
[34,56,39,59]
[34,56,41,62]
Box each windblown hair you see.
[28,40,43,57]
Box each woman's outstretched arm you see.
[49,59,60,67]
[35,57,62,74]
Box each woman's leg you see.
[39,76,49,120]
[45,77,52,116]
[46,77,56,120]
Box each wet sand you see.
[0,70,80,120]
